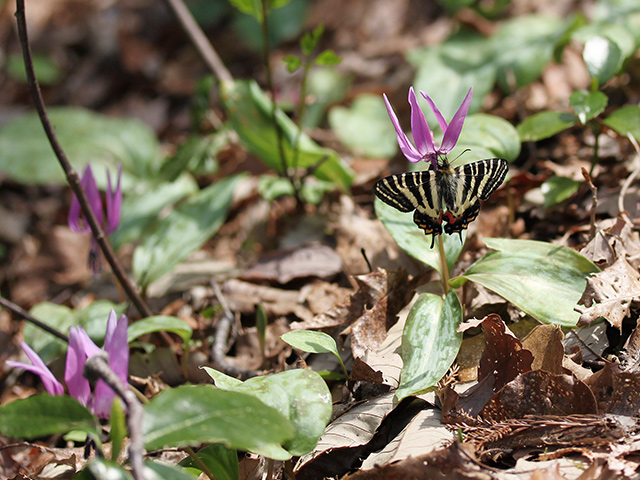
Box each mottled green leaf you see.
[127,316,193,343]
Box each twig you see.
[14,0,152,319]
[0,296,68,342]
[581,167,598,241]
[161,0,233,84]
[618,134,640,226]
[85,354,145,480]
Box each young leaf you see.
[517,111,578,142]
[583,36,622,87]
[127,316,193,344]
[301,24,324,56]
[569,90,608,125]
[374,198,465,276]
[281,330,339,356]
[541,175,582,207]
[207,368,332,456]
[604,105,640,141]
[132,174,244,288]
[314,49,341,66]
[179,444,239,480]
[0,395,99,439]
[396,290,463,401]
[451,238,600,327]
[110,398,126,462]
[283,54,302,73]
[143,385,294,460]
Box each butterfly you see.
[374,157,508,248]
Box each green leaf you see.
[569,90,608,125]
[374,198,465,276]
[314,50,341,66]
[179,444,239,480]
[145,460,199,480]
[491,15,566,90]
[541,175,582,207]
[158,135,222,181]
[201,367,244,389]
[451,238,600,327]
[304,67,351,128]
[604,105,640,141]
[396,290,463,401]
[0,107,161,185]
[280,330,338,356]
[127,316,193,343]
[132,174,244,288]
[110,398,126,462]
[0,395,98,439]
[75,459,134,480]
[111,174,199,249]
[573,22,637,63]
[453,113,521,162]
[583,36,622,86]
[210,369,332,456]
[220,80,354,191]
[283,54,302,72]
[328,94,398,158]
[301,24,323,56]
[143,385,294,460]
[6,52,60,85]
[257,175,335,205]
[517,111,578,142]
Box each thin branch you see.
[161,0,233,84]
[14,0,152,319]
[85,355,146,480]
[0,297,68,342]
[581,167,598,241]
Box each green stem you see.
[291,58,312,189]
[589,122,600,177]
[437,234,450,294]
[185,446,217,480]
[260,0,301,205]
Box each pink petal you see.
[82,165,104,228]
[8,342,64,396]
[439,87,473,154]
[421,91,449,134]
[383,93,422,163]
[65,326,100,406]
[105,164,122,235]
[408,87,435,157]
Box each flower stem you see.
[437,234,450,294]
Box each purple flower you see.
[7,342,64,396]
[65,310,129,418]
[68,164,122,272]
[384,86,473,170]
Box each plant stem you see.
[0,297,68,342]
[291,57,312,190]
[14,0,153,319]
[437,234,450,294]
[260,0,301,204]
[589,122,600,177]
[185,446,217,480]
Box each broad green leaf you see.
[491,15,566,90]
[569,90,608,124]
[592,0,640,45]
[408,31,497,120]
[451,238,600,327]
[201,367,244,389]
[604,105,640,141]
[583,36,622,86]
[374,198,465,276]
[0,107,161,185]
[257,174,335,205]
[145,460,199,480]
[143,385,294,459]
[281,330,339,356]
[23,300,125,362]
[573,23,637,62]
[132,174,244,288]
[328,94,398,158]
[127,316,193,343]
[0,395,98,439]
[396,290,463,401]
[220,80,354,191]
[453,113,521,162]
[75,459,133,480]
[179,444,238,480]
[517,111,578,142]
[111,174,199,249]
[210,369,332,456]
[541,175,582,207]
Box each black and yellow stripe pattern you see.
[374,158,508,248]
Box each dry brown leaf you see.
[522,324,565,374]
[576,257,640,329]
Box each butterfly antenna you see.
[451,149,471,165]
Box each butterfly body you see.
[374,157,508,248]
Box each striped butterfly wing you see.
[374,171,444,246]
[442,158,508,236]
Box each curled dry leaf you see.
[576,256,640,329]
